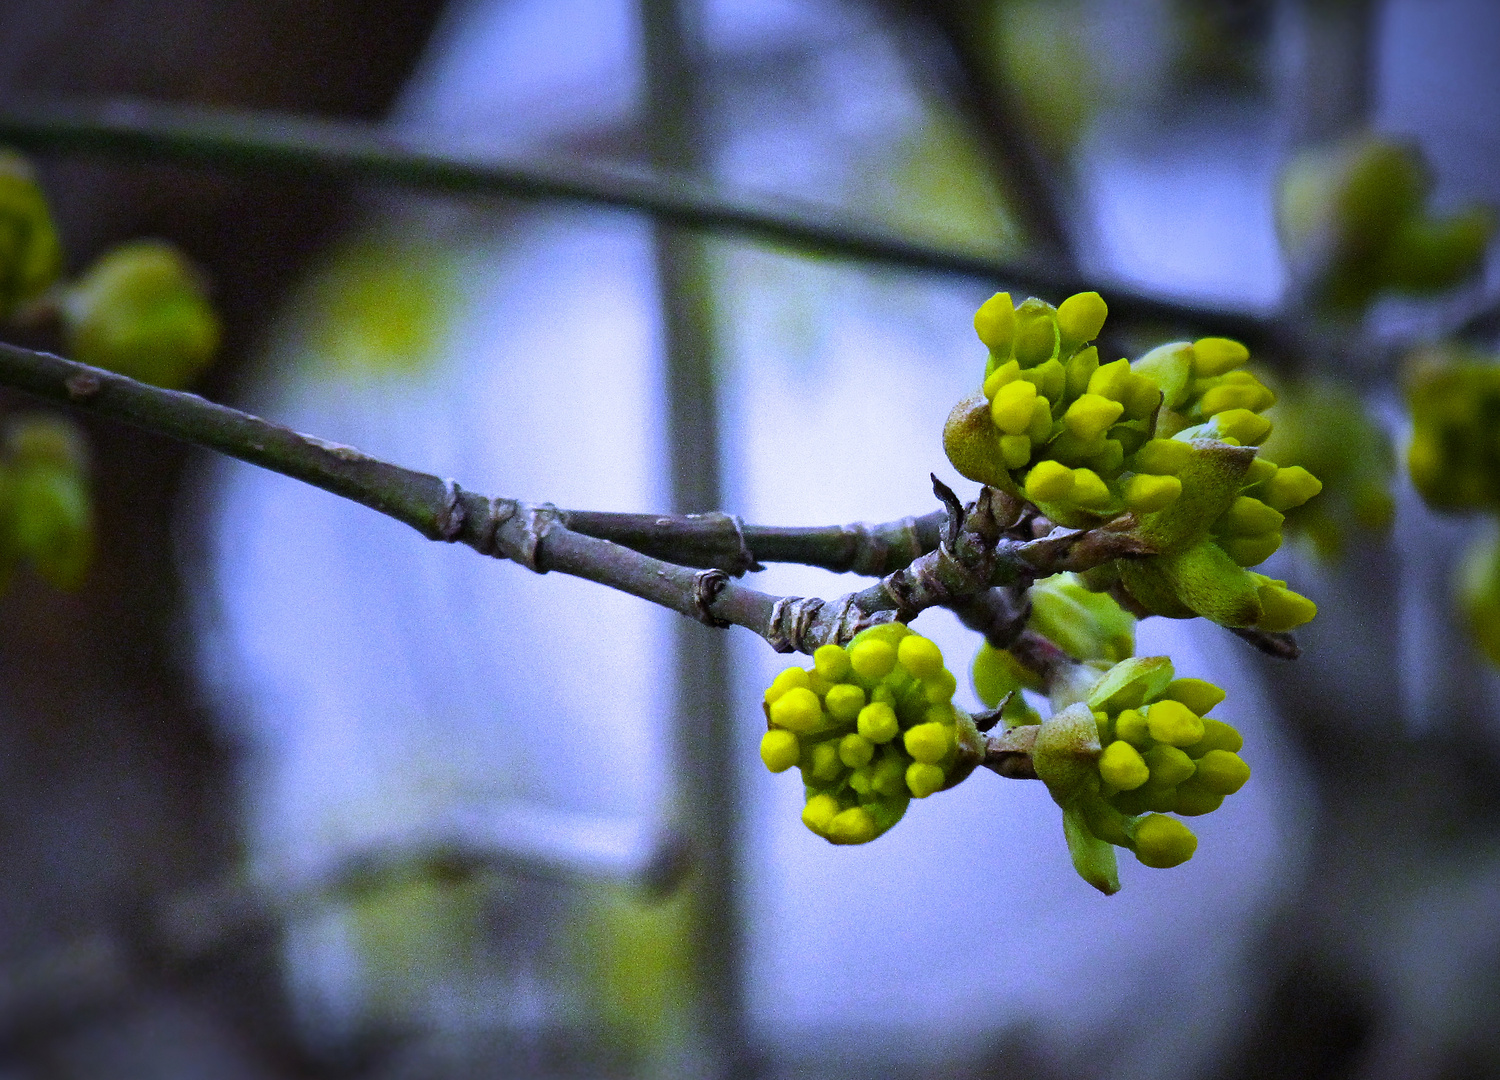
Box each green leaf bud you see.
[903,722,953,765]
[1209,408,1274,445]
[764,666,811,704]
[1099,740,1149,790]
[1219,495,1285,536]
[1132,438,1193,475]
[1086,656,1175,712]
[849,637,898,680]
[1165,677,1225,715]
[838,732,876,769]
[801,793,842,837]
[1133,342,1195,409]
[63,240,221,389]
[1172,777,1225,816]
[991,378,1039,435]
[1033,702,1104,804]
[974,291,1016,354]
[1193,749,1251,794]
[906,761,946,798]
[1143,743,1196,786]
[1063,799,1121,894]
[1057,290,1108,347]
[827,807,880,845]
[1123,473,1182,513]
[1145,699,1205,747]
[814,643,852,682]
[769,687,823,733]
[1184,717,1243,757]
[897,634,944,679]
[760,730,801,773]
[856,701,899,743]
[1025,458,1075,502]
[824,682,866,721]
[1191,337,1250,376]
[1132,814,1197,868]
[1260,465,1324,511]
[0,152,64,319]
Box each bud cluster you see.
[1406,356,1500,512]
[761,625,981,845]
[945,291,1322,633]
[0,152,64,320]
[1031,657,1249,891]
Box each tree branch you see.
[0,96,1288,349]
[0,341,1146,653]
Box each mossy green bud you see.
[0,152,64,318]
[769,687,823,733]
[1193,749,1251,794]
[1057,290,1108,346]
[1132,814,1197,868]
[871,752,908,797]
[1185,717,1243,757]
[1087,656,1175,712]
[760,729,800,773]
[808,740,844,783]
[1013,299,1060,366]
[1145,699,1204,747]
[1099,740,1149,790]
[1133,342,1194,409]
[1172,777,1226,816]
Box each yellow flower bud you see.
[1191,337,1250,376]
[1025,459,1075,502]
[1261,465,1323,511]
[764,666,811,704]
[1132,438,1192,475]
[1063,393,1126,441]
[1069,467,1112,508]
[1057,290,1109,345]
[1193,749,1251,794]
[1132,814,1197,868]
[1212,408,1273,445]
[1143,744,1196,786]
[1087,358,1134,402]
[857,701,899,743]
[903,722,953,765]
[990,379,1039,435]
[1065,345,1101,399]
[813,643,852,682]
[839,732,875,769]
[1099,740,1149,790]
[1220,495,1285,536]
[1123,473,1182,513]
[974,292,1016,353]
[1221,532,1283,567]
[1000,434,1032,469]
[1256,582,1317,631]
[808,740,844,782]
[824,682,866,721]
[1200,380,1275,416]
[897,634,944,679]
[1165,678,1225,715]
[922,668,958,703]
[760,729,801,773]
[801,793,842,836]
[827,807,879,845]
[1185,717,1243,757]
[769,687,823,733]
[849,638,898,680]
[1145,699,1205,747]
[906,761,946,798]
[871,752,908,797]
[1028,395,1056,442]
[1172,777,1225,816]
[983,359,1022,399]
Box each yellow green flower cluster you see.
[1033,657,1249,892]
[0,151,63,320]
[945,290,1323,633]
[761,625,980,845]
[1406,356,1500,512]
[0,414,94,591]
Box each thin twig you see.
[0,97,1288,348]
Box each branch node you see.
[723,513,762,575]
[766,596,825,654]
[437,479,466,542]
[692,569,732,628]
